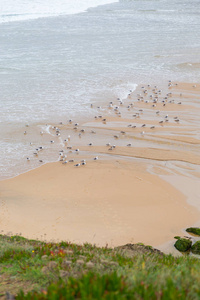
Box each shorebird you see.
[94,156,98,160]
[69,159,74,163]
[127,144,131,147]
[50,140,54,143]
[75,149,79,153]
[88,143,93,146]
[81,162,86,166]
[27,157,30,161]
[62,161,68,164]
[74,163,80,167]
[91,130,96,134]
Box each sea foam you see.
[0,0,119,23]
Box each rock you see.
[62,260,72,268]
[59,270,69,278]
[63,250,73,255]
[6,292,15,300]
[48,261,58,269]
[109,261,118,266]
[76,259,84,265]
[79,255,85,259]
[101,259,109,264]
[174,237,192,252]
[41,255,48,260]
[191,241,200,255]
[116,243,163,256]
[41,266,49,274]
[86,261,94,269]
[186,227,200,236]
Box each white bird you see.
[94,156,98,160]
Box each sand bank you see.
[0,81,200,250]
[0,160,199,247]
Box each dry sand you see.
[0,81,200,250]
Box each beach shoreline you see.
[1,81,200,252]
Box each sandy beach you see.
[0,82,200,251]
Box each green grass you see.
[1,234,200,299]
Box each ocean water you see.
[1,0,200,179]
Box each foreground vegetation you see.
[1,234,200,299]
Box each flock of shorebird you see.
[25,81,185,167]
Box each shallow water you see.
[1,0,200,179]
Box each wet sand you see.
[0,81,200,250]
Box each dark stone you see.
[186,227,200,236]
[191,241,200,255]
[174,238,192,252]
